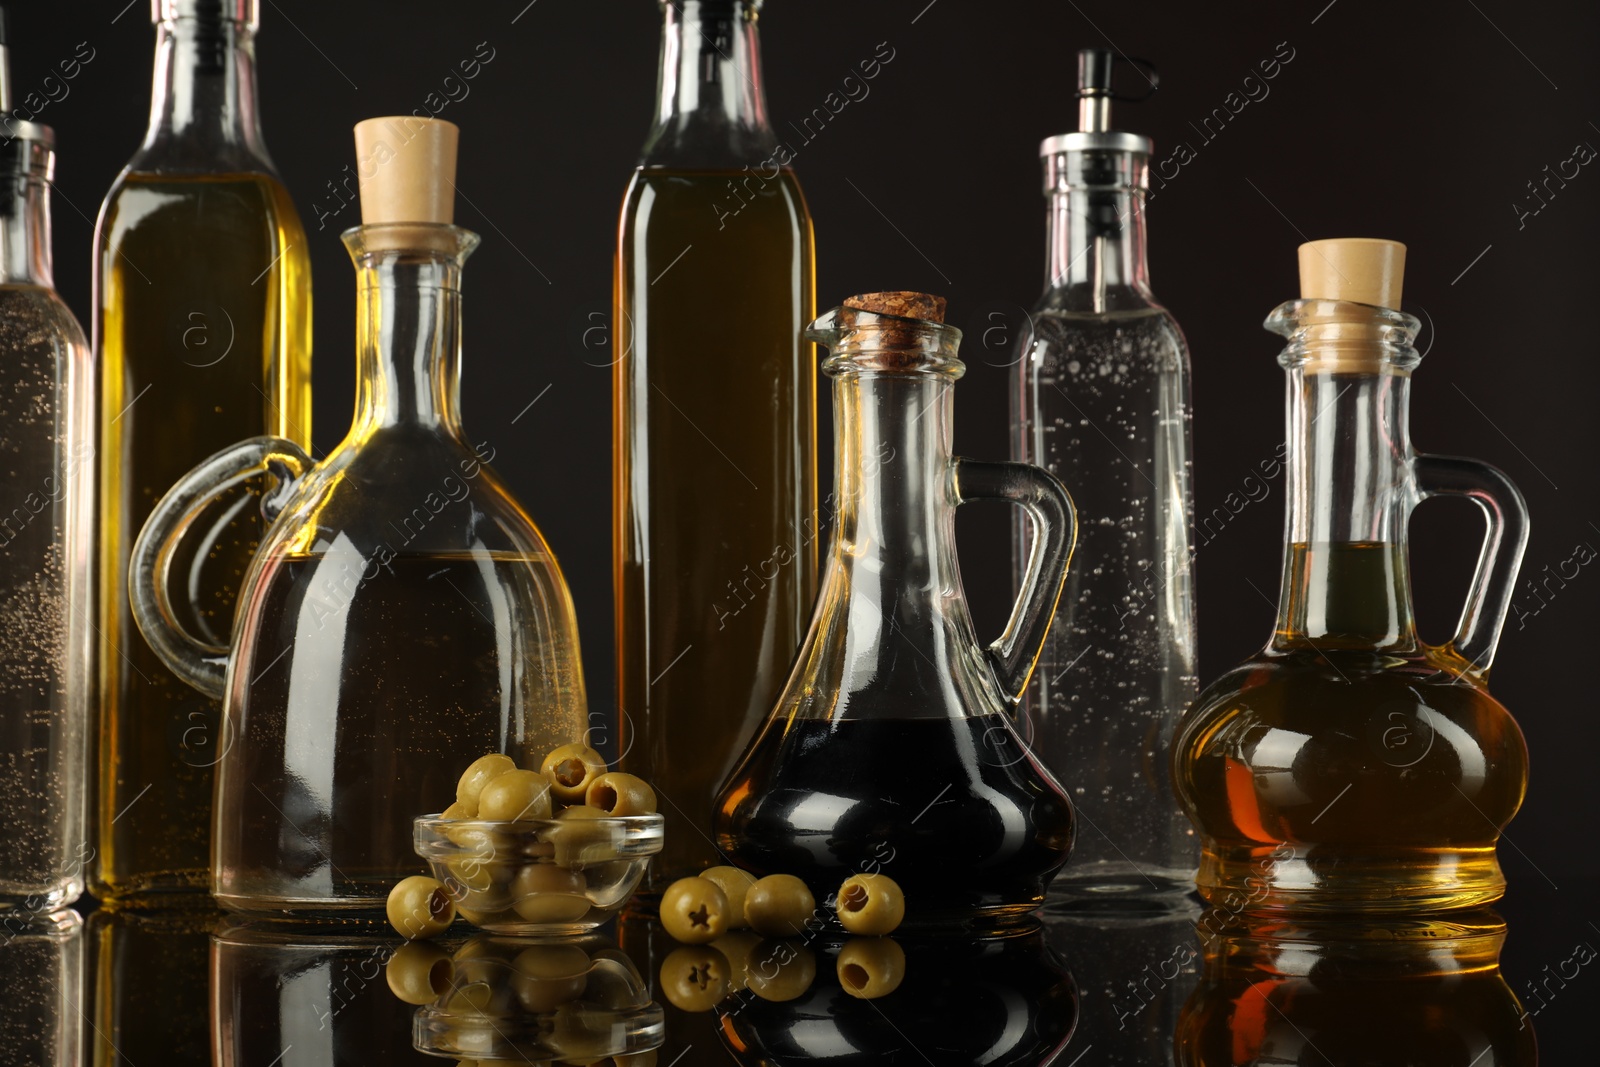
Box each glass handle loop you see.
[129,435,312,701]
[1412,453,1530,676]
[954,458,1077,708]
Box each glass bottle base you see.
[0,880,82,914]
[1196,843,1507,913]
[89,868,211,904]
[1046,863,1196,908]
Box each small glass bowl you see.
[408,934,664,1062]
[414,813,664,935]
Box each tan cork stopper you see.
[1297,238,1405,310]
[843,291,947,323]
[353,117,458,241]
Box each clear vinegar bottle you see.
[1011,49,1198,900]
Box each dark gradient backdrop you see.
[15,0,1596,930]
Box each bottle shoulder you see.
[1019,304,1191,378]
[0,286,90,352]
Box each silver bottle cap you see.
[152,0,259,27]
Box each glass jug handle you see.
[128,435,313,701]
[1412,453,1530,676]
[954,458,1077,706]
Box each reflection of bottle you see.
[1011,49,1197,900]
[92,0,311,900]
[0,45,92,910]
[716,293,1077,923]
[0,910,82,1067]
[717,929,1077,1066]
[1173,240,1530,912]
[615,0,817,887]
[1177,910,1536,1066]
[1043,899,1200,1066]
[129,119,588,912]
[88,907,217,1065]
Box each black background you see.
[13,0,1598,1050]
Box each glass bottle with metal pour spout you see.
[0,48,93,911]
[716,293,1078,924]
[93,0,312,900]
[1011,48,1197,901]
[615,0,817,889]
[1172,239,1530,912]
[129,118,588,912]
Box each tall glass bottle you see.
[129,118,588,913]
[1172,239,1530,912]
[1011,49,1196,898]
[92,0,311,899]
[0,84,92,910]
[615,0,816,887]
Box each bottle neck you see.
[1275,366,1418,650]
[349,233,477,434]
[641,0,776,166]
[1044,148,1152,312]
[137,17,271,171]
[0,167,53,288]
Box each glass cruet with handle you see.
[715,291,1079,926]
[1171,238,1530,913]
[128,117,589,913]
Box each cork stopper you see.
[1297,238,1405,310]
[843,291,947,323]
[352,117,458,251]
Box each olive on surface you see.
[660,876,728,944]
[699,866,756,929]
[387,875,456,939]
[835,873,905,935]
[744,874,815,937]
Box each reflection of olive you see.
[541,743,608,803]
[386,941,455,1005]
[712,930,761,992]
[511,944,590,1013]
[745,874,814,937]
[615,1052,659,1067]
[700,866,757,928]
[456,753,518,815]
[837,937,905,999]
[550,1000,623,1062]
[836,873,905,935]
[660,945,730,1013]
[387,875,455,939]
[661,877,728,943]
[746,940,815,1003]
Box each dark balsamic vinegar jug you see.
[715,293,1078,925]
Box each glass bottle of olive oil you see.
[615,0,817,887]
[92,0,311,899]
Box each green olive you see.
[386,941,455,1005]
[837,937,906,999]
[660,877,728,944]
[440,800,472,821]
[541,743,609,804]
[659,945,730,1013]
[547,805,617,868]
[712,930,761,992]
[835,873,905,935]
[699,866,756,929]
[387,875,455,939]
[511,863,592,923]
[510,944,591,1013]
[477,769,555,822]
[744,874,815,938]
[745,939,816,1003]
[584,772,658,816]
[456,753,518,815]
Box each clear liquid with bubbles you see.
[1014,306,1198,898]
